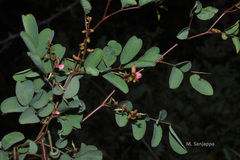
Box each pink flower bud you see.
[56,64,65,69]
[54,111,61,115]
[135,72,142,79]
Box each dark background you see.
[0,0,240,159]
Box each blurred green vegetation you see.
[0,0,240,159]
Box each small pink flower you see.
[56,64,65,69]
[54,111,61,115]
[135,72,142,79]
[135,68,144,79]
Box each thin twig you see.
[81,90,115,123]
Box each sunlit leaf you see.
[1,132,25,150]
[169,67,184,89]
[196,6,218,20]
[176,27,190,40]
[189,74,213,95]
[151,124,162,147]
[80,0,92,15]
[16,80,34,106]
[169,126,187,154]
[102,72,129,94]
[19,107,40,124]
[132,119,147,140]
[120,36,142,65]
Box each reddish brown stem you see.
[81,90,115,123]
[41,138,48,160]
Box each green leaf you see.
[102,72,129,94]
[1,97,28,114]
[58,118,73,136]
[85,66,100,76]
[22,14,38,47]
[75,143,103,160]
[169,126,187,154]
[190,1,202,17]
[84,49,103,68]
[103,40,122,67]
[156,109,167,124]
[60,154,72,160]
[38,103,54,117]
[121,0,137,8]
[16,80,34,106]
[176,61,192,72]
[225,21,239,35]
[119,101,133,111]
[232,37,240,53]
[25,72,40,78]
[139,0,155,6]
[28,140,38,154]
[132,119,147,140]
[20,32,36,53]
[176,27,190,40]
[52,44,66,60]
[36,28,54,58]
[115,111,128,127]
[19,107,40,124]
[50,149,61,159]
[64,75,82,99]
[138,46,161,61]
[31,90,50,109]
[123,60,156,68]
[151,124,162,147]
[28,52,47,74]
[56,138,68,149]
[13,68,34,81]
[64,58,76,70]
[196,6,218,21]
[120,36,143,65]
[1,132,25,150]
[223,148,232,160]
[80,0,92,15]
[169,67,184,89]
[0,150,9,160]
[68,114,83,129]
[52,85,64,95]
[221,33,228,40]
[189,74,213,95]
[33,78,45,93]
